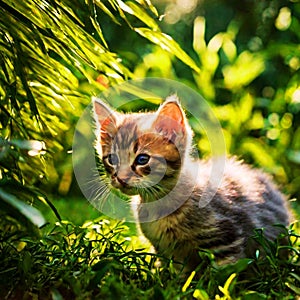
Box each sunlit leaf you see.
[218,273,236,299]
[222,51,265,89]
[246,111,264,130]
[238,93,254,123]
[193,289,210,300]
[125,2,159,30]
[239,137,276,169]
[193,16,206,54]
[201,51,219,73]
[137,0,158,16]
[222,36,237,62]
[135,28,201,73]
[182,271,196,292]
[285,281,300,294]
[86,0,109,48]
[94,0,121,25]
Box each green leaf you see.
[94,0,121,25]
[287,150,300,164]
[222,51,265,90]
[50,289,64,300]
[13,39,40,119]
[290,272,300,282]
[86,0,109,48]
[22,251,32,275]
[239,137,276,170]
[242,291,268,300]
[135,28,201,73]
[285,282,300,295]
[142,0,159,17]
[0,188,45,228]
[193,289,210,300]
[125,2,159,30]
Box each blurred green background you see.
[0,0,299,228]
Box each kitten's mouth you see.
[116,185,138,196]
[111,179,137,195]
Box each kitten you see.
[93,95,291,271]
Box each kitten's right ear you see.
[92,97,118,136]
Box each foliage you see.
[0,0,198,229]
[0,217,299,299]
[1,0,300,298]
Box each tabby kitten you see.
[93,95,290,271]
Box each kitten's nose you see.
[112,171,130,186]
[116,176,128,187]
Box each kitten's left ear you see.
[153,95,186,141]
[92,97,118,136]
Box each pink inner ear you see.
[100,117,116,138]
[94,101,103,116]
[93,101,117,136]
[154,102,185,140]
[101,117,112,128]
[159,102,184,125]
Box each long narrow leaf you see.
[135,28,201,73]
[0,188,45,228]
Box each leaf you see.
[0,188,45,228]
[242,292,268,300]
[88,259,120,289]
[50,288,64,300]
[135,28,201,73]
[125,2,159,30]
[285,282,300,295]
[94,0,121,25]
[239,137,276,170]
[237,93,254,124]
[22,251,32,275]
[217,258,253,283]
[222,51,265,90]
[13,38,40,119]
[193,289,210,300]
[290,272,300,282]
[218,273,236,300]
[287,150,300,164]
[182,271,196,292]
[86,0,109,48]
[140,0,158,17]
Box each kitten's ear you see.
[153,95,186,141]
[92,97,118,136]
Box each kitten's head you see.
[93,95,193,198]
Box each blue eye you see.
[135,154,150,165]
[107,153,119,165]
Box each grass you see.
[0,198,299,299]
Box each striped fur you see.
[93,95,291,271]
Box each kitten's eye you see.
[135,154,150,165]
[107,153,119,166]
